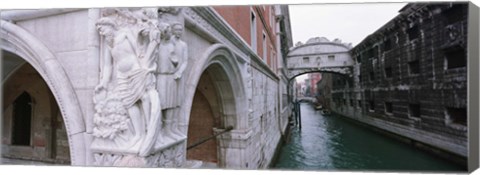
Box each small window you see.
[12,92,32,146]
[445,48,466,69]
[250,11,257,52]
[368,100,375,111]
[358,100,362,108]
[444,4,464,24]
[446,107,467,126]
[328,55,335,61]
[366,48,375,58]
[356,56,362,63]
[384,38,392,51]
[385,102,393,114]
[407,26,420,41]
[303,57,310,63]
[350,99,355,107]
[262,32,267,61]
[385,67,392,78]
[408,60,420,75]
[369,71,375,81]
[409,104,421,118]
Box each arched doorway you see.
[183,44,247,168]
[2,50,70,164]
[1,20,86,165]
[186,70,221,166]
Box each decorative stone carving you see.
[91,7,187,167]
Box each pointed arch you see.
[1,20,86,165]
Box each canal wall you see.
[327,3,468,165]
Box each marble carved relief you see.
[91,7,187,166]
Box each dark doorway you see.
[12,92,32,146]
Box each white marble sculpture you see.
[156,22,187,142]
[92,8,164,157]
[92,8,189,166]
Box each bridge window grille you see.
[385,67,393,78]
[385,102,393,114]
[445,107,466,126]
[409,104,421,118]
[408,60,420,75]
[407,25,420,41]
[445,48,466,69]
[303,57,310,64]
[12,92,33,146]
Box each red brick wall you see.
[214,6,277,70]
[213,6,251,44]
[187,90,218,163]
[2,62,70,163]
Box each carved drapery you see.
[91,7,187,167]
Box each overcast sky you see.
[290,2,407,82]
[289,2,408,45]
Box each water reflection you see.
[273,103,465,172]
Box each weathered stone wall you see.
[245,67,283,168]
[330,3,468,160]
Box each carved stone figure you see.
[156,22,187,141]
[92,8,189,166]
[169,23,188,137]
[92,8,163,157]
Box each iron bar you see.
[187,125,234,150]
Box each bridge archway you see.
[1,20,86,165]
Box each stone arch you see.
[1,20,86,165]
[183,44,247,131]
[182,44,247,167]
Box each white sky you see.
[291,2,407,82]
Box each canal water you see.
[273,103,465,172]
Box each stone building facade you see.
[329,3,469,165]
[1,5,293,168]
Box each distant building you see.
[330,3,468,164]
[308,73,321,97]
[316,73,332,110]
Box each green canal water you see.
[272,103,466,172]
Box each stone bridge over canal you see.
[286,37,354,79]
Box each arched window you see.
[12,92,32,146]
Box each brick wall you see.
[2,62,70,163]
